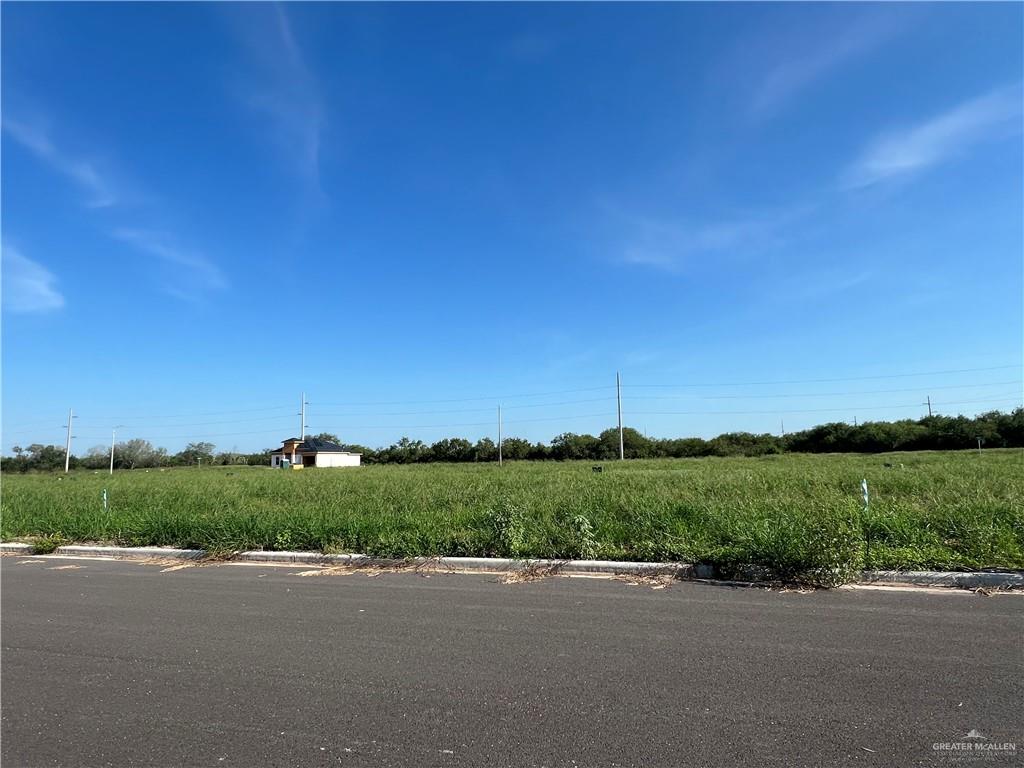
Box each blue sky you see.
[2,2,1022,454]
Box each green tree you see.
[472,437,497,462]
[658,437,710,458]
[429,437,474,463]
[500,437,532,461]
[117,439,167,469]
[82,445,110,470]
[597,427,654,459]
[550,433,600,461]
[26,444,69,472]
[175,441,216,466]
[380,437,427,464]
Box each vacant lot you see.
[3,451,1021,584]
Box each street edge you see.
[4,542,1022,589]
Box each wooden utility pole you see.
[497,405,503,466]
[616,372,624,461]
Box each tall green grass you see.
[2,451,1021,585]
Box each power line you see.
[5,364,1020,446]
[11,393,1021,446]
[67,428,296,441]
[313,396,617,418]
[628,395,1022,418]
[312,385,614,407]
[7,364,1019,428]
[4,406,297,432]
[61,412,621,441]
[70,414,299,430]
[631,379,1022,401]
[318,412,618,431]
[626,365,1020,389]
[11,378,1014,431]
[10,393,1021,439]
[8,396,618,430]
[77,404,295,421]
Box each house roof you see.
[272,437,359,455]
[300,437,351,453]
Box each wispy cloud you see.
[617,205,813,272]
[842,84,1023,189]
[5,108,229,303]
[749,14,897,120]
[112,229,227,302]
[1,244,65,314]
[230,5,324,192]
[777,268,874,302]
[2,118,116,207]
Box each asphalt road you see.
[2,557,1021,768]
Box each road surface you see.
[2,556,1021,767]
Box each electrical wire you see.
[631,380,1023,401]
[627,395,1022,417]
[625,364,1021,389]
[312,385,614,407]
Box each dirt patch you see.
[500,560,568,584]
[291,557,449,579]
[612,573,676,590]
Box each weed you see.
[572,515,597,560]
[2,451,1021,586]
[488,500,527,557]
[31,534,67,554]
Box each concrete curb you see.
[59,545,207,559]
[0,543,34,554]
[861,570,1024,589]
[3,543,1020,589]
[244,553,689,576]
[1,543,687,577]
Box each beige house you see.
[270,437,361,468]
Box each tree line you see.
[3,409,1021,472]
[1,440,259,473]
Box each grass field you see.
[2,450,1022,585]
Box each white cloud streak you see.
[750,15,895,120]
[112,229,227,302]
[1,244,65,313]
[843,84,1023,189]
[231,5,324,191]
[618,206,813,272]
[2,118,116,207]
[4,112,230,302]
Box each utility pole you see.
[497,405,503,467]
[925,396,933,418]
[300,392,308,439]
[109,425,125,475]
[780,419,785,437]
[616,372,624,461]
[63,408,75,473]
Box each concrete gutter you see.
[861,569,1024,589]
[1,543,34,555]
[2,542,1020,589]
